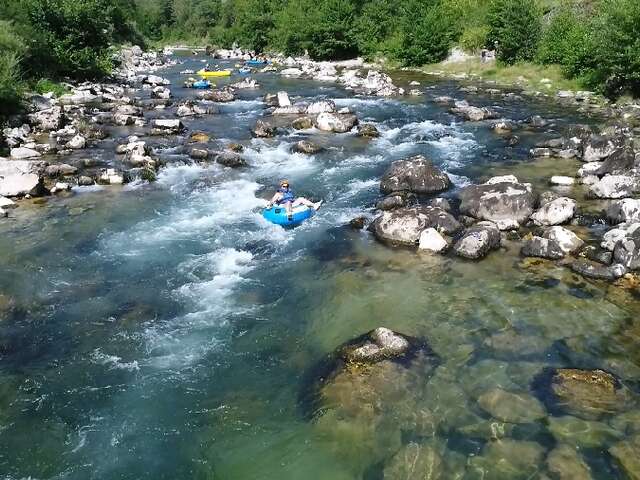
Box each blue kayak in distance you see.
[262,204,314,226]
[192,80,212,89]
[245,59,268,66]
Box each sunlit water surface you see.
[1,54,639,479]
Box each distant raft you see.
[192,79,212,89]
[245,59,268,66]
[197,69,232,78]
[262,204,314,226]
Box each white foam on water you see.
[427,134,478,167]
[341,178,379,198]
[244,140,318,177]
[91,349,140,372]
[333,97,397,108]
[321,154,383,177]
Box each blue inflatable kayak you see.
[263,204,314,226]
[193,80,212,89]
[245,59,268,66]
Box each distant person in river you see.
[266,180,322,219]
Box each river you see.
[0,53,638,479]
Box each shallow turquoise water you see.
[0,55,639,479]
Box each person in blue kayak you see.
[266,179,322,219]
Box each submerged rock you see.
[477,388,546,423]
[569,260,626,280]
[383,442,442,480]
[537,368,634,419]
[371,206,461,246]
[547,444,593,480]
[469,439,544,479]
[380,155,451,195]
[291,116,313,130]
[609,435,640,480]
[453,221,501,260]
[459,176,535,230]
[343,327,410,364]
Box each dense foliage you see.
[1,0,640,122]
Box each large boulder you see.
[315,112,358,133]
[583,135,617,163]
[357,123,380,138]
[28,107,64,131]
[0,159,47,197]
[613,228,640,270]
[521,236,565,260]
[143,74,170,86]
[293,140,323,154]
[306,100,336,114]
[596,147,636,176]
[200,88,235,102]
[151,119,185,134]
[530,197,576,226]
[215,152,247,168]
[602,223,640,251]
[459,176,535,230]
[589,175,639,199]
[543,226,584,254]
[10,147,41,160]
[607,199,640,224]
[453,221,501,259]
[151,86,171,99]
[418,228,448,253]
[371,206,461,246]
[291,116,313,130]
[380,155,451,195]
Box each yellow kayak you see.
[197,69,232,78]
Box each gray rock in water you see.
[306,100,336,114]
[450,100,498,121]
[583,135,617,163]
[356,123,380,138]
[293,140,323,154]
[10,147,41,160]
[372,206,461,246]
[291,116,313,130]
[453,221,501,260]
[28,106,64,131]
[380,155,451,195]
[530,197,576,226]
[59,91,102,105]
[151,119,185,133]
[215,152,247,168]
[613,228,640,270]
[383,442,442,480]
[189,148,210,160]
[315,112,358,133]
[418,228,448,253]
[200,88,235,102]
[377,193,407,211]
[253,119,276,138]
[589,174,638,199]
[45,164,78,177]
[0,159,47,197]
[343,327,410,363]
[607,199,640,224]
[521,236,565,259]
[543,226,584,254]
[477,388,546,423]
[469,439,544,479]
[77,176,94,186]
[459,176,535,230]
[570,260,626,280]
[596,147,636,176]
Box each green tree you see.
[487,0,542,64]
[396,0,460,66]
[352,0,400,58]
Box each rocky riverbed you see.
[1,46,640,479]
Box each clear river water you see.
[1,54,639,479]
